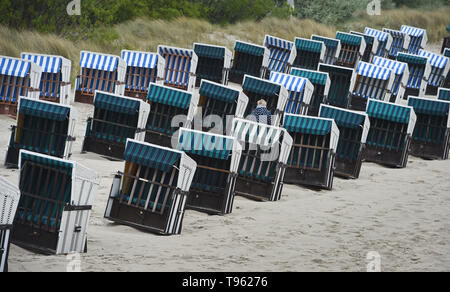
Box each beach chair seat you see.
[269,71,314,116]
[229,41,269,84]
[372,56,409,102]
[319,105,370,179]
[177,129,241,214]
[382,28,410,60]
[264,35,296,77]
[232,118,292,201]
[0,177,20,272]
[364,28,393,59]
[121,50,165,100]
[401,25,427,55]
[350,31,379,63]
[318,64,355,109]
[75,51,126,104]
[12,151,99,255]
[283,114,339,189]
[194,43,232,86]
[158,46,197,92]
[105,139,196,235]
[5,97,76,168]
[365,100,416,168]
[335,32,366,69]
[293,38,325,71]
[408,96,450,160]
[417,50,450,95]
[82,91,149,159]
[311,35,341,65]
[241,75,288,126]
[349,62,394,111]
[396,53,431,99]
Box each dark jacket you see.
[252,106,272,125]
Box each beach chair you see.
[21,53,71,105]
[350,31,379,63]
[401,25,427,55]
[242,75,288,126]
[0,177,20,272]
[177,129,241,215]
[364,28,393,58]
[82,91,150,160]
[349,62,394,111]
[372,56,409,102]
[290,68,330,117]
[292,38,325,70]
[444,49,450,88]
[75,51,126,104]
[121,50,165,100]
[264,35,296,77]
[198,80,248,133]
[365,100,416,168]
[382,28,410,59]
[229,41,270,84]
[232,118,292,201]
[144,83,198,148]
[396,53,431,99]
[105,139,196,235]
[408,96,450,160]
[417,50,450,96]
[311,35,341,65]
[5,97,76,168]
[438,88,450,101]
[194,43,232,86]
[319,105,370,179]
[335,32,366,69]
[13,150,100,254]
[0,56,41,116]
[318,63,355,109]
[283,114,339,189]
[269,71,314,116]
[158,45,197,92]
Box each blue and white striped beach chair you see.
[350,31,379,63]
[364,28,393,58]
[396,52,431,99]
[401,25,427,55]
[335,32,366,69]
[293,37,325,70]
[230,40,269,84]
[372,56,409,102]
[264,35,296,76]
[194,43,232,86]
[418,50,450,95]
[311,35,341,65]
[382,28,410,59]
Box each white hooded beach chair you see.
[229,40,269,84]
[382,28,410,59]
[318,63,355,109]
[396,52,431,99]
[13,150,100,254]
[401,25,427,55]
[264,35,296,76]
[350,31,379,63]
[417,50,450,95]
[311,35,341,65]
[372,56,409,102]
[364,28,393,58]
[335,32,366,69]
[293,38,325,70]
[194,43,232,86]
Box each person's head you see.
[257,99,267,107]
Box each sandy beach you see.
[2,43,450,272]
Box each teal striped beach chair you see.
[293,37,325,70]
[5,97,76,168]
[372,56,409,102]
[319,63,355,109]
[177,129,241,215]
[364,28,393,58]
[365,100,417,168]
[396,53,431,99]
[233,118,292,201]
[319,105,370,179]
[350,31,379,63]
[105,139,197,235]
[283,114,339,189]
[264,35,296,76]
[290,68,330,116]
[408,96,450,160]
[438,88,450,101]
[417,50,450,95]
[401,25,427,55]
[82,91,150,160]
[229,41,269,84]
[335,32,366,69]
[382,28,410,60]
[13,151,100,254]
[194,43,232,86]
[0,177,20,272]
[311,35,341,65]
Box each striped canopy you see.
[397,53,428,65]
[265,35,294,50]
[94,92,140,115]
[319,105,366,129]
[147,83,192,109]
[408,96,450,117]
[383,28,407,38]
[372,56,407,75]
[438,88,450,101]
[233,118,283,147]
[364,28,390,42]
[21,53,62,74]
[124,140,181,172]
[366,100,412,124]
[242,76,280,97]
[194,44,226,60]
[311,35,340,48]
[178,129,233,160]
[356,62,392,80]
[19,98,70,121]
[270,72,307,93]
[199,81,239,103]
[121,50,159,69]
[20,152,73,175]
[158,46,194,58]
[290,68,328,86]
[295,38,323,53]
[336,32,363,46]
[418,50,449,69]
[80,51,119,72]
[0,56,32,77]
[234,41,266,57]
[401,25,426,38]
[283,114,332,136]
[265,35,294,73]
[352,31,375,45]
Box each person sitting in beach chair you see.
[251,99,272,125]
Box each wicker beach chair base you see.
[364,137,411,168]
[4,146,20,168]
[82,136,126,160]
[124,89,147,101]
[410,134,450,160]
[403,88,420,100]
[425,85,440,96]
[0,104,17,117]
[284,154,335,190]
[228,72,245,85]
[75,90,95,104]
[334,146,365,179]
[144,131,174,149]
[186,180,236,215]
[349,95,369,112]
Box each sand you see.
[2,44,450,272]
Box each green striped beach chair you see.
[396,53,431,99]
[105,139,197,235]
[82,91,150,160]
[318,63,355,109]
[5,97,76,168]
[335,31,366,69]
[350,31,379,63]
[408,96,450,160]
[13,150,100,254]
[293,37,325,71]
[229,41,269,84]
[194,43,232,86]
[311,35,341,65]
[283,114,339,190]
[365,100,417,168]
[232,118,293,201]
